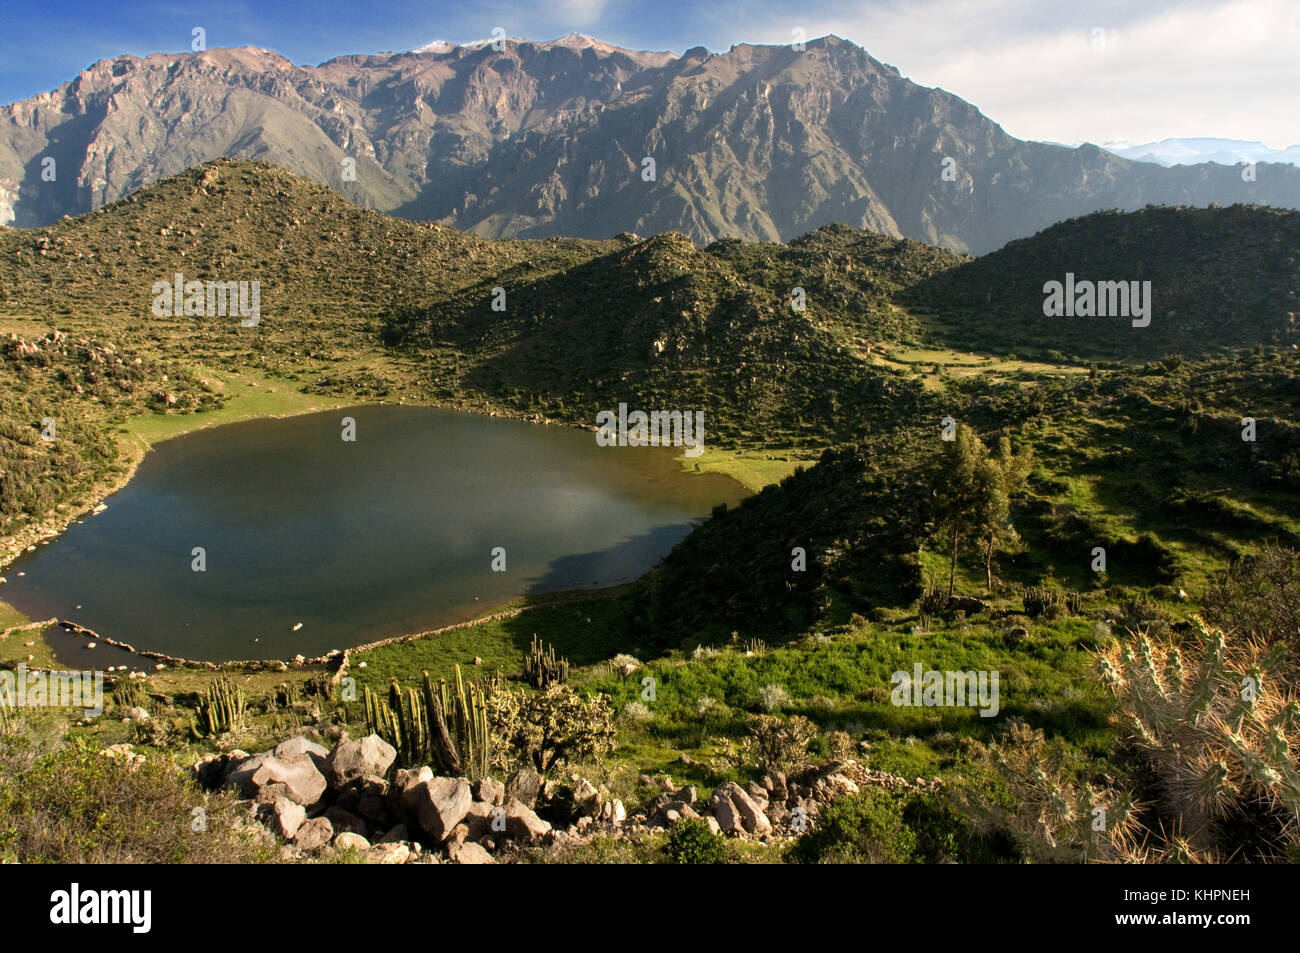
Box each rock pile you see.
[194,732,625,864]
[194,732,939,861]
[633,759,941,840]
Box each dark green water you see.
[5,406,743,663]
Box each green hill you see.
[907,204,1300,361]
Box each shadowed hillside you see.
[908,204,1300,360]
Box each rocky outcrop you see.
[194,728,924,862]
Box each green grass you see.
[0,601,60,669]
[680,450,807,492]
[348,587,641,695]
[120,367,362,447]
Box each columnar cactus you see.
[364,666,491,778]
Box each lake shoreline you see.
[2,388,746,669]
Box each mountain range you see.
[1102,138,1300,169]
[3,34,1299,253]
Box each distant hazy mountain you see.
[3,35,1300,252]
[1103,138,1300,168]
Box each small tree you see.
[977,437,1033,590]
[933,425,984,598]
[932,428,1032,596]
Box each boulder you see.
[378,824,410,845]
[366,843,410,865]
[812,773,860,802]
[391,766,435,816]
[293,816,333,851]
[649,798,698,827]
[447,841,495,864]
[335,775,389,815]
[273,735,330,767]
[334,831,371,852]
[270,797,306,840]
[249,754,327,807]
[192,753,228,788]
[504,798,553,844]
[505,768,542,808]
[356,792,391,826]
[221,751,271,794]
[709,784,746,835]
[414,778,473,842]
[572,777,601,814]
[458,801,497,842]
[325,734,396,787]
[761,769,788,800]
[727,783,772,835]
[602,799,627,825]
[473,776,505,806]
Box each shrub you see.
[696,696,725,717]
[758,684,792,711]
[746,714,817,773]
[824,729,856,762]
[622,701,653,723]
[1203,544,1300,660]
[665,817,728,864]
[489,683,617,775]
[609,654,641,675]
[789,789,917,864]
[0,738,273,863]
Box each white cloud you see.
[731,0,1300,148]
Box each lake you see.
[4,406,745,664]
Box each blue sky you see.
[1,0,1297,147]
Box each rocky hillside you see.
[4,36,1300,253]
[908,204,1300,360]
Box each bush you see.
[824,729,856,762]
[0,738,274,863]
[1203,544,1300,659]
[621,701,653,723]
[746,714,817,773]
[758,683,791,711]
[789,789,917,864]
[901,791,988,863]
[488,683,617,775]
[665,817,727,864]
